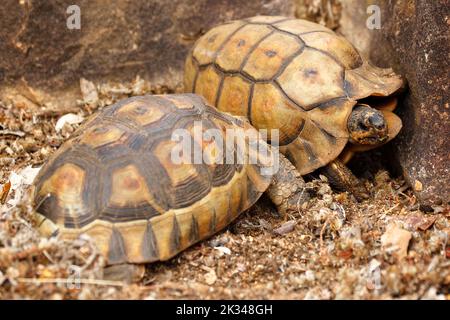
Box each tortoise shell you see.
[184,16,404,175]
[32,94,274,264]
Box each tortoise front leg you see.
[319,159,369,202]
[266,153,310,216]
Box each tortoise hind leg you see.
[266,153,310,217]
[319,159,369,202]
[103,264,146,284]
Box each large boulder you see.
[0,0,294,110]
[339,0,449,208]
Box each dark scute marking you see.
[99,204,161,223]
[303,68,318,77]
[170,170,211,209]
[302,140,320,166]
[127,134,147,151]
[211,164,236,187]
[238,30,275,72]
[142,222,159,261]
[213,22,250,60]
[93,126,109,134]
[226,193,234,224]
[64,215,95,229]
[135,156,170,212]
[246,175,261,205]
[247,83,255,124]
[237,39,246,47]
[208,34,218,43]
[35,194,60,224]
[237,183,246,213]
[278,118,306,146]
[170,215,181,254]
[108,228,128,265]
[265,50,277,57]
[343,79,352,97]
[209,208,217,234]
[316,122,338,145]
[189,215,199,243]
[214,75,225,108]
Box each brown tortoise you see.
[32,94,308,282]
[184,16,405,199]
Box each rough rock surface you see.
[339,0,449,208]
[0,0,294,110]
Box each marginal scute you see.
[245,15,290,24]
[192,20,245,65]
[108,227,128,265]
[345,62,404,99]
[115,221,150,263]
[273,18,332,34]
[300,32,362,69]
[281,119,348,175]
[195,66,222,105]
[277,48,345,108]
[307,98,355,139]
[183,54,197,93]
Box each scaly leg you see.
[266,153,310,217]
[319,159,369,202]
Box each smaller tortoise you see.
[32,94,308,282]
[184,16,405,200]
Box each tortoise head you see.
[347,104,392,146]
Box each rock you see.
[0,0,294,111]
[339,0,449,207]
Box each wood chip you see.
[203,269,217,285]
[381,223,412,259]
[0,130,25,137]
[414,180,423,192]
[0,181,11,204]
[273,220,296,236]
[80,78,99,104]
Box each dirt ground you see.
[0,77,449,300]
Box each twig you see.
[0,130,25,137]
[17,277,127,287]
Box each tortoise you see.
[32,94,308,282]
[184,15,405,200]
